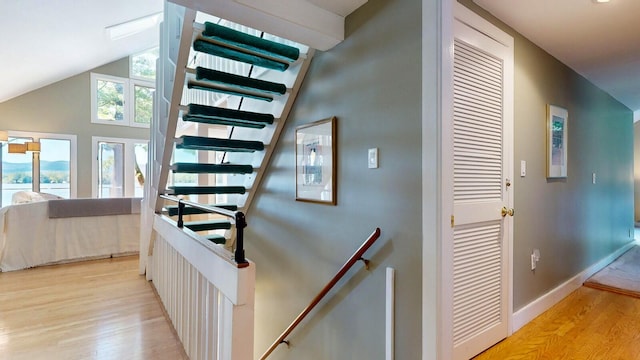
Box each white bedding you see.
[0,201,139,271]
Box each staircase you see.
[146,3,314,252]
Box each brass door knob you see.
[501,207,515,217]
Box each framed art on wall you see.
[295,116,336,205]
[546,104,568,178]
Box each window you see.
[130,47,159,81]
[2,137,33,206]
[1,132,77,207]
[40,138,72,199]
[92,137,148,198]
[91,48,157,128]
[131,81,154,127]
[91,73,129,125]
[97,141,125,198]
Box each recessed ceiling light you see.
[593,0,610,3]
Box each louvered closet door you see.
[452,16,513,360]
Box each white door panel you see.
[454,203,504,225]
[451,8,514,360]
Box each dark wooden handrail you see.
[260,227,382,359]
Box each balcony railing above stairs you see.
[160,194,248,266]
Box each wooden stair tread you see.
[176,135,264,152]
[200,21,299,62]
[193,67,286,95]
[170,162,254,174]
[183,103,274,129]
[193,40,290,72]
[184,219,232,231]
[165,203,239,216]
[205,234,227,245]
[168,186,247,195]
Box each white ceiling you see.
[0,0,163,104]
[3,0,637,118]
[0,0,368,104]
[473,0,640,115]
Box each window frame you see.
[129,47,159,82]
[4,131,77,201]
[129,79,155,128]
[90,72,155,129]
[90,73,130,126]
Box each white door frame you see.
[91,136,148,198]
[423,1,514,358]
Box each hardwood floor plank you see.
[0,256,187,360]
[474,287,640,359]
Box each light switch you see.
[520,160,526,177]
[368,148,379,169]
[592,172,596,184]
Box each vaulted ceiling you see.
[3,0,638,120]
[0,0,367,104]
[0,0,163,104]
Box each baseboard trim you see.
[511,241,636,332]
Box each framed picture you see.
[295,116,336,205]
[546,104,568,178]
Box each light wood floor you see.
[474,286,640,359]
[0,256,187,360]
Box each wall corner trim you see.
[512,241,637,332]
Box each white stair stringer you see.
[141,3,197,274]
[225,52,315,214]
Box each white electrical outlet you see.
[531,249,540,271]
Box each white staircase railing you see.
[140,1,315,359]
[150,216,255,360]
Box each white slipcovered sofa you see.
[0,197,140,271]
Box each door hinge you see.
[451,215,455,228]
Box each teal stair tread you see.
[185,103,274,129]
[205,234,227,245]
[166,203,239,216]
[201,22,299,62]
[184,219,232,231]
[177,135,264,152]
[171,162,254,174]
[188,82,275,102]
[194,67,286,95]
[193,40,289,72]
[183,114,267,129]
[169,186,246,195]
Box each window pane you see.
[2,137,33,206]
[39,139,71,199]
[98,142,124,198]
[134,143,148,197]
[133,84,154,125]
[96,79,125,122]
[131,47,159,80]
[172,148,197,186]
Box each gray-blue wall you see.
[0,58,150,198]
[247,0,426,358]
